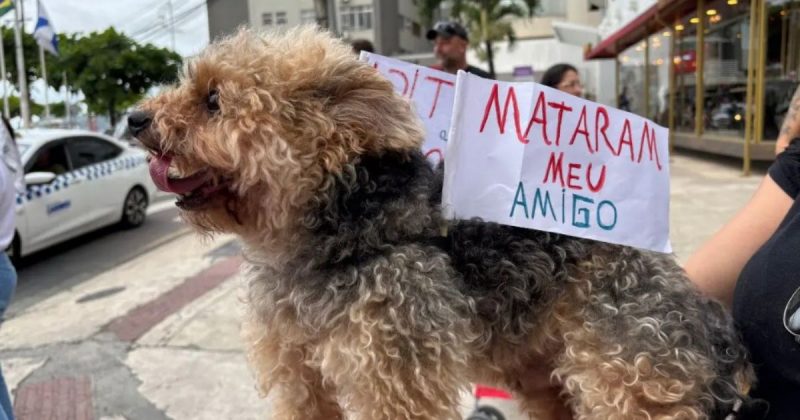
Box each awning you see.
[552,21,600,47]
[585,0,697,60]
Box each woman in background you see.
[540,63,583,97]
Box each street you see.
[9,196,186,318]
[1,193,270,420]
[0,152,768,420]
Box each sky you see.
[0,0,210,115]
[3,0,210,57]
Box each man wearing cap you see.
[426,21,493,79]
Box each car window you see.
[26,143,70,175]
[66,137,123,169]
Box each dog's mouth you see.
[148,154,227,210]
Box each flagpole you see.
[0,24,8,119]
[12,0,29,127]
[39,45,48,119]
[62,70,69,126]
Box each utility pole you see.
[13,0,29,127]
[167,0,176,51]
[0,23,9,119]
[39,45,48,119]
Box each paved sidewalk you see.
[0,150,769,420]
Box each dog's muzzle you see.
[128,110,160,151]
[128,110,152,136]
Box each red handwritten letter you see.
[388,68,409,96]
[479,84,527,144]
[569,105,593,153]
[542,152,565,186]
[618,119,635,161]
[595,107,615,155]
[586,164,607,192]
[637,122,662,171]
[426,76,455,119]
[523,91,550,145]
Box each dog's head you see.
[131,27,423,243]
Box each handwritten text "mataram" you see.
[443,72,671,253]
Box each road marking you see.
[105,256,243,342]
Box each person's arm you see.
[777,85,800,154]
[684,175,793,307]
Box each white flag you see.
[33,0,58,56]
[443,71,672,253]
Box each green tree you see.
[0,29,180,124]
[6,95,43,118]
[52,28,181,126]
[0,27,42,109]
[419,0,538,79]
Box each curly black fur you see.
[251,149,766,419]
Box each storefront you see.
[586,0,797,173]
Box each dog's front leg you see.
[318,248,476,420]
[244,318,344,420]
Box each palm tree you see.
[419,0,539,79]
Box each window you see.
[300,9,316,25]
[262,12,273,26]
[412,21,421,37]
[276,11,287,26]
[537,0,566,16]
[27,143,69,175]
[66,137,122,170]
[341,5,373,31]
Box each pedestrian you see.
[540,63,583,97]
[426,21,492,79]
[0,116,21,420]
[683,137,800,418]
[350,39,374,55]
[618,86,631,111]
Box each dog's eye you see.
[207,89,220,113]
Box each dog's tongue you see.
[148,155,209,194]
[149,155,173,192]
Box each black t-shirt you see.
[465,65,492,80]
[733,139,800,418]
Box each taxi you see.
[8,129,156,260]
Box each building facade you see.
[466,0,614,104]
[587,0,794,170]
[206,1,621,107]
[206,0,431,56]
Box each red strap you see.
[474,385,513,399]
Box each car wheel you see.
[121,187,148,228]
[5,233,20,265]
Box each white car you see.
[9,129,157,260]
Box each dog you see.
[129,27,765,420]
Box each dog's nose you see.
[128,110,153,137]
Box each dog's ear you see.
[322,63,424,158]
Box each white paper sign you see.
[443,71,671,253]
[360,52,456,165]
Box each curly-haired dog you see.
[129,27,765,420]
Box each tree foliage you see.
[0,27,181,125]
[53,28,182,126]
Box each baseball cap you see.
[426,21,469,41]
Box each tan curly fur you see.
[134,27,760,420]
